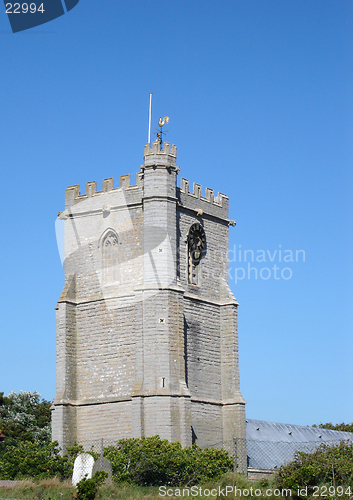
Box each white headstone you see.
[72,453,95,486]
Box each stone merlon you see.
[64,173,144,209]
[178,178,229,221]
[143,141,177,168]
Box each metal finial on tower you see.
[156,116,169,150]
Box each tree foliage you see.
[275,441,353,493]
[313,422,353,433]
[0,391,51,446]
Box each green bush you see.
[104,435,233,486]
[75,471,108,500]
[275,441,353,494]
[0,432,233,486]
[0,440,82,480]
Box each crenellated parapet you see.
[143,141,177,169]
[178,177,230,221]
[65,172,144,209]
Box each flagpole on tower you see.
[148,92,152,146]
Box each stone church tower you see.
[52,140,246,458]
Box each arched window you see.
[101,229,120,285]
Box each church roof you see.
[246,419,353,470]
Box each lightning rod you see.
[148,92,152,145]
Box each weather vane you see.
[156,116,169,150]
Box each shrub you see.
[275,441,353,494]
[75,471,108,500]
[0,432,233,486]
[104,435,233,487]
[0,440,81,480]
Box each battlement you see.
[177,177,229,220]
[179,177,228,208]
[143,141,177,168]
[65,172,143,209]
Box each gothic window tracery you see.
[102,230,120,284]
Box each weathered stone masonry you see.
[52,140,246,458]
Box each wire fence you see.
[246,438,353,472]
[67,437,238,456]
[69,436,353,483]
[234,437,247,474]
[69,436,353,472]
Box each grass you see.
[0,477,73,500]
[0,477,163,500]
[0,473,284,500]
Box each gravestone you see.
[92,456,113,485]
[72,453,95,486]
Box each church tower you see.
[52,140,246,459]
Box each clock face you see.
[188,223,206,262]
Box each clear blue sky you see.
[0,0,352,427]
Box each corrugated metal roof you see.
[246,419,353,470]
